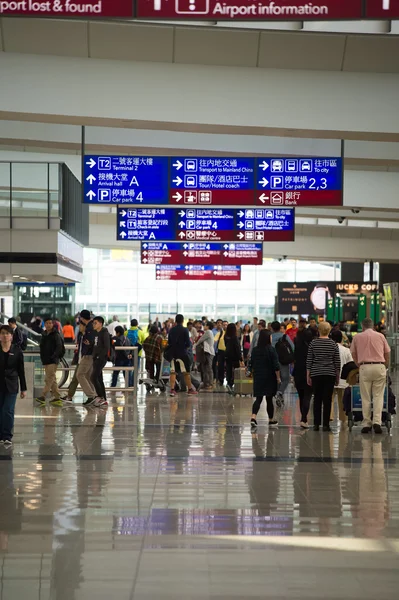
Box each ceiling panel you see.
[1,18,88,58]
[258,32,345,71]
[174,27,259,67]
[90,23,174,63]
[343,35,399,73]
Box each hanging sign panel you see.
[155,264,241,281]
[0,1,134,18]
[141,242,263,265]
[117,207,294,242]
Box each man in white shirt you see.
[107,316,121,337]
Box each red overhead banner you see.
[366,0,399,18]
[0,1,134,18]
[136,0,364,20]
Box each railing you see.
[24,345,139,397]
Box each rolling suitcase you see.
[233,367,253,396]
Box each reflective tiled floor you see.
[1,383,399,599]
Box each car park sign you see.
[86,155,342,208]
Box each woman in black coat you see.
[250,329,281,428]
[0,325,27,447]
[224,322,243,392]
[293,328,314,429]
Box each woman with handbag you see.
[241,323,253,364]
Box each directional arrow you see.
[259,178,269,188]
[259,161,269,171]
[183,244,188,249]
[237,232,244,239]
[143,243,148,249]
[119,221,126,228]
[86,174,96,184]
[238,221,244,229]
[85,158,96,168]
[223,251,229,257]
[237,211,245,219]
[142,258,148,264]
[179,221,185,228]
[224,244,229,249]
[173,176,183,186]
[259,193,269,204]
[120,231,127,239]
[179,231,185,239]
[179,210,186,217]
[121,210,127,217]
[173,160,183,170]
[142,251,148,256]
[86,190,96,200]
[172,192,183,202]
[183,251,188,256]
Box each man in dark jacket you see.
[36,318,64,406]
[168,314,198,398]
[91,316,110,407]
[8,318,26,349]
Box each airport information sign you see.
[117,207,294,242]
[155,264,241,281]
[85,155,341,207]
[141,242,263,265]
[136,0,365,21]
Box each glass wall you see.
[75,248,340,324]
[14,283,76,323]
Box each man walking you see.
[351,318,390,434]
[214,320,228,388]
[271,320,294,405]
[249,319,266,356]
[36,317,64,406]
[168,314,198,398]
[77,310,97,406]
[91,316,110,408]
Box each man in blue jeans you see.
[0,325,27,448]
[271,321,294,405]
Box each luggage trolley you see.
[138,354,169,394]
[347,371,392,433]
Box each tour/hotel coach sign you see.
[0,1,398,20]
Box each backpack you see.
[59,337,66,359]
[275,334,294,365]
[127,328,142,352]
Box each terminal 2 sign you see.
[1,1,398,19]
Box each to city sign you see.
[0,0,134,17]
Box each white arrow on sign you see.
[86,190,96,200]
[259,193,269,204]
[179,221,186,228]
[223,251,229,257]
[238,210,244,218]
[120,231,127,239]
[173,192,183,202]
[238,221,244,229]
[86,174,96,184]
[143,242,148,248]
[224,244,229,249]
[173,176,183,186]
[173,160,183,170]
[259,161,269,171]
[119,221,126,228]
[85,158,96,168]
[121,210,127,217]
[179,231,185,239]
[142,251,148,256]
[183,251,188,256]
[259,178,269,188]
[183,244,188,249]
[237,232,244,239]
[179,210,186,217]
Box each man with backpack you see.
[271,321,294,406]
[8,318,28,351]
[125,319,146,387]
[36,317,65,406]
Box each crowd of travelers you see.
[0,311,391,448]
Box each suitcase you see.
[233,368,253,396]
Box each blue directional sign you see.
[84,155,169,204]
[170,157,255,206]
[256,157,342,206]
[117,207,294,242]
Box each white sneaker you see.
[93,397,108,407]
[300,421,309,429]
[3,440,13,448]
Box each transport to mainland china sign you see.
[136,0,399,20]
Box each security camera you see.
[338,217,345,224]
[283,255,287,260]
[351,209,360,214]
